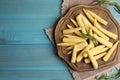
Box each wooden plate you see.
[54,5,120,72]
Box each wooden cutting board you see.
[54,5,120,72]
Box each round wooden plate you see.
[54,5,120,72]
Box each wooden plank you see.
[0,44,68,67]
[0,0,61,44]
[0,70,73,80]
[0,19,56,44]
[0,0,60,15]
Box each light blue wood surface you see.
[0,0,119,80]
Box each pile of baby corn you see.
[57,8,119,69]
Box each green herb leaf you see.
[81,33,89,39]
[81,33,98,46]
[97,0,120,14]
[97,69,120,80]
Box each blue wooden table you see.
[0,0,119,80]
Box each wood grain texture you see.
[0,0,73,80]
[0,0,60,44]
[0,0,119,80]
[0,70,72,80]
